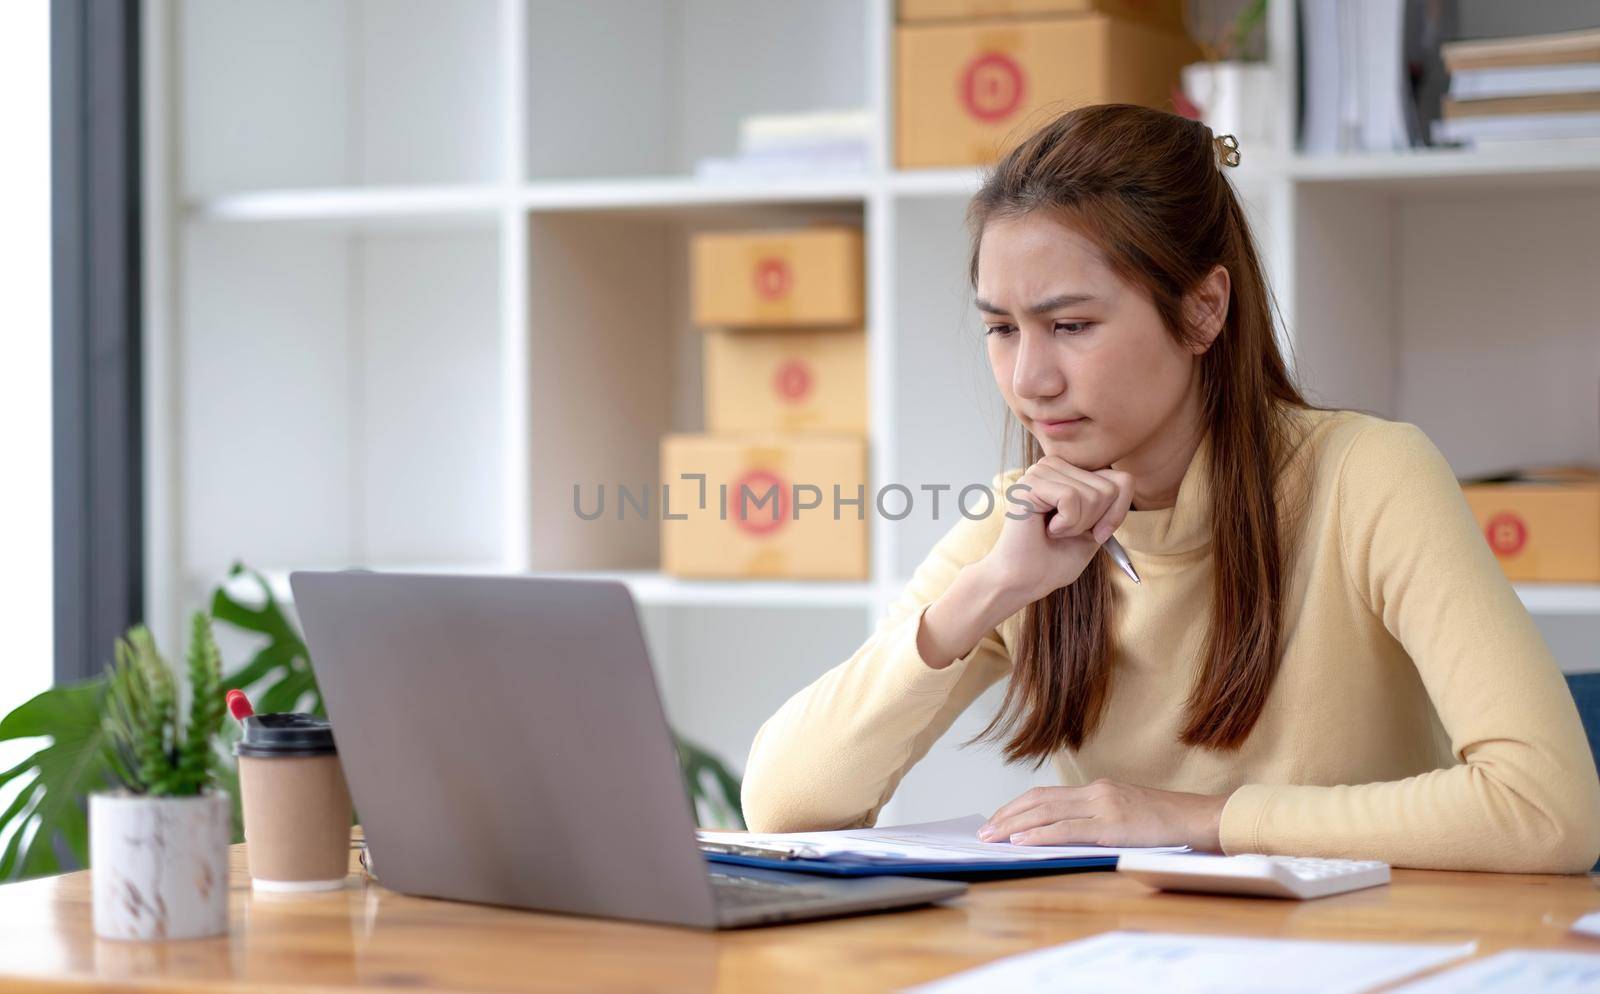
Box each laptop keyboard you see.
[709,871,831,908]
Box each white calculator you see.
[1116,852,1391,900]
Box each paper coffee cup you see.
[234,713,353,892]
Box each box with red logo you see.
[690,227,863,328]
[659,433,868,579]
[895,15,1200,169]
[1461,468,1600,583]
[898,0,1184,32]
[703,327,867,434]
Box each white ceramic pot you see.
[1181,61,1276,150]
[90,790,231,940]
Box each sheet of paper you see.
[1389,950,1600,993]
[902,931,1476,994]
[698,813,1188,863]
[1571,911,1600,939]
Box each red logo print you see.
[959,52,1026,123]
[1485,512,1528,557]
[753,257,792,301]
[773,359,813,403]
[733,469,789,536]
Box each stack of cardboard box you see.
[896,0,1201,168]
[661,226,869,580]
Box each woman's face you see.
[975,211,1214,472]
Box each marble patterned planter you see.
[90,790,231,940]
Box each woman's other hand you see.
[978,780,1228,852]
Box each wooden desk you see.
[0,842,1596,993]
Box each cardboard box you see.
[703,327,867,434]
[690,227,863,328]
[1461,469,1600,582]
[896,15,1201,169]
[660,434,868,579]
[899,0,1185,33]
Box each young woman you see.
[739,103,1600,873]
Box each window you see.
[0,0,54,716]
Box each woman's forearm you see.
[742,573,1015,832]
[1219,764,1600,872]
[917,560,1031,670]
[741,484,1021,832]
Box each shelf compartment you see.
[180,0,505,196]
[524,0,870,182]
[181,221,504,581]
[522,202,866,575]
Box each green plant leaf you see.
[676,734,745,830]
[0,680,114,880]
[222,641,297,693]
[210,564,304,647]
[127,627,178,796]
[100,635,144,792]
[213,719,245,844]
[213,563,323,716]
[254,667,317,716]
[176,613,225,796]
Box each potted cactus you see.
[90,613,231,940]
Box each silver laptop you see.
[288,570,966,929]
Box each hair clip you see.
[1213,133,1241,168]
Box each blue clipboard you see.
[702,850,1121,879]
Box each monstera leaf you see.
[678,735,745,830]
[0,679,113,879]
[211,562,323,717]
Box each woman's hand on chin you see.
[976,780,1228,852]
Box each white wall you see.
[0,0,54,718]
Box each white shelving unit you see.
[144,0,1600,825]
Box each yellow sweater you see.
[741,409,1600,872]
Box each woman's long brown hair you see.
[965,104,1309,763]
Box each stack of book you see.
[1435,26,1600,146]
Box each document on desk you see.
[903,931,1476,994]
[697,813,1189,864]
[1388,950,1600,992]
[1571,911,1600,939]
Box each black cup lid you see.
[234,713,337,758]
